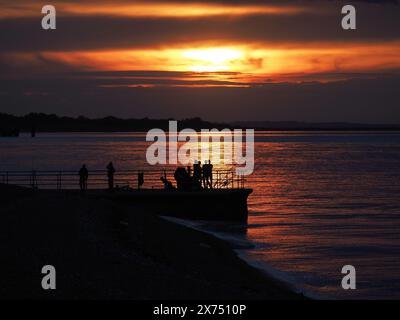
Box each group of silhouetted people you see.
[173,160,213,190]
[78,162,116,191]
[78,160,213,191]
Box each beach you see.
[0,184,299,300]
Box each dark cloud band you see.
[1,6,400,53]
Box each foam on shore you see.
[161,215,326,300]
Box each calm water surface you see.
[1,132,400,299]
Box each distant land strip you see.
[1,113,400,133]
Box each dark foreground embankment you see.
[0,185,300,300]
[98,188,252,221]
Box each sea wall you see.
[97,189,252,222]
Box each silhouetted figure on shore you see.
[79,164,88,191]
[203,160,213,189]
[174,167,189,190]
[160,176,175,190]
[193,160,202,186]
[106,162,115,190]
[174,166,202,190]
[138,171,144,189]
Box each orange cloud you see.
[42,41,400,72]
[0,1,308,18]
[4,41,400,86]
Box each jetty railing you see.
[0,169,245,190]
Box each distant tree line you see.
[1,113,399,133]
[0,113,231,133]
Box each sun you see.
[182,48,243,72]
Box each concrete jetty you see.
[96,188,253,222]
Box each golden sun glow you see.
[8,42,400,86]
[182,48,244,72]
[34,43,400,75]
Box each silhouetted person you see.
[79,164,88,191]
[201,162,207,188]
[187,166,192,177]
[203,160,213,189]
[138,171,144,189]
[174,167,189,190]
[208,160,213,188]
[193,160,202,186]
[160,176,175,190]
[106,162,115,190]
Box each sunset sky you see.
[1,0,400,122]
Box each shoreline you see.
[0,184,301,300]
[163,216,322,300]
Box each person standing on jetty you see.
[138,171,144,189]
[79,164,89,191]
[203,160,213,189]
[193,160,202,187]
[106,162,115,190]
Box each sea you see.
[1,131,400,299]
